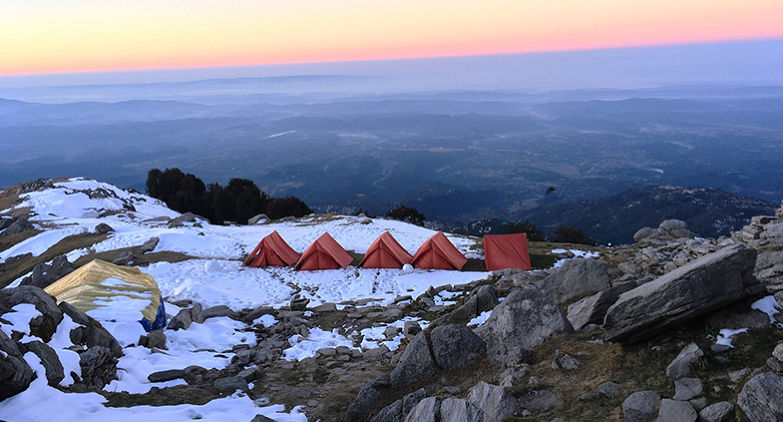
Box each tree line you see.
[146,168,312,225]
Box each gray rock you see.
[673,377,703,401]
[467,381,518,422]
[248,214,268,225]
[595,381,620,399]
[738,372,783,422]
[344,384,380,422]
[698,401,735,422]
[622,391,661,422]
[79,346,118,388]
[430,324,486,370]
[371,390,428,422]
[634,227,656,242]
[213,375,247,393]
[658,399,697,422]
[112,251,135,266]
[384,325,401,340]
[20,255,74,289]
[474,285,499,312]
[666,343,704,380]
[689,397,707,411]
[202,305,236,320]
[402,389,427,415]
[94,223,114,234]
[168,308,193,330]
[659,219,693,239]
[769,357,783,374]
[538,258,610,304]
[604,244,760,343]
[237,367,260,382]
[518,387,559,416]
[0,286,64,343]
[148,369,185,383]
[567,281,640,331]
[24,340,64,386]
[250,415,275,422]
[140,236,159,253]
[403,321,422,337]
[138,329,166,349]
[404,397,440,422]
[389,332,437,389]
[1,216,34,236]
[440,398,482,422]
[499,366,527,388]
[773,343,783,362]
[482,287,572,368]
[556,354,582,370]
[314,302,337,312]
[0,329,35,400]
[290,296,310,311]
[70,322,123,357]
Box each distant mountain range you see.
[512,186,778,245]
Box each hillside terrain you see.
[0,178,782,421]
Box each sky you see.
[2,0,783,76]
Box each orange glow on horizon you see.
[1,0,782,76]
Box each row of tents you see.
[244,231,532,272]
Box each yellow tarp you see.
[44,259,162,324]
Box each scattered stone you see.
[0,330,35,400]
[202,305,236,320]
[728,368,750,383]
[112,251,135,266]
[1,216,34,236]
[657,399,697,422]
[439,398,482,422]
[314,302,337,312]
[384,325,401,340]
[622,390,661,422]
[482,287,572,368]
[766,357,783,373]
[738,372,783,422]
[138,329,166,349]
[213,376,248,394]
[604,244,761,343]
[666,343,704,379]
[517,387,559,416]
[499,366,527,388]
[344,383,380,422]
[673,377,703,401]
[248,214,268,225]
[0,286,63,343]
[140,236,159,253]
[429,324,486,370]
[689,397,707,411]
[556,354,582,370]
[290,296,310,311]
[595,381,620,399]
[698,401,735,422]
[773,343,783,362]
[148,369,185,383]
[403,321,422,337]
[251,415,275,422]
[167,308,193,330]
[94,223,114,234]
[79,345,118,388]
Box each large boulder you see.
[439,398,482,422]
[738,372,783,422]
[79,345,118,388]
[0,330,35,400]
[567,280,640,331]
[24,340,64,386]
[466,381,518,421]
[481,287,572,368]
[0,286,63,342]
[537,258,610,304]
[1,216,34,236]
[604,244,761,342]
[429,324,486,370]
[389,332,437,389]
[20,255,74,289]
[404,397,440,422]
[622,390,661,422]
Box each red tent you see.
[243,231,300,267]
[359,231,413,268]
[295,232,354,270]
[410,231,468,270]
[483,233,532,271]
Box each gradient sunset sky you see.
[2,0,782,76]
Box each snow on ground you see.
[0,227,85,263]
[282,328,358,361]
[715,328,748,348]
[0,303,41,336]
[550,249,600,269]
[0,353,306,422]
[751,295,783,325]
[145,259,489,310]
[467,310,493,327]
[254,314,279,327]
[359,316,428,351]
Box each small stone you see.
[773,344,783,362]
[556,354,582,370]
[673,378,703,401]
[213,376,248,393]
[728,368,750,383]
[595,381,620,399]
[658,399,696,422]
[94,223,114,234]
[698,401,735,422]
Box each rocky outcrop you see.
[24,340,64,386]
[537,258,610,304]
[20,255,74,289]
[566,280,640,331]
[633,219,693,242]
[481,287,572,368]
[0,330,35,400]
[604,244,761,342]
[389,332,436,389]
[79,345,118,388]
[0,286,63,342]
[732,205,783,304]
[429,324,485,371]
[738,372,783,422]
[0,215,34,237]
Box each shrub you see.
[267,197,313,220]
[552,225,595,245]
[507,220,545,241]
[386,205,425,226]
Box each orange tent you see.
[243,231,301,267]
[359,231,413,268]
[295,232,354,270]
[410,231,468,270]
[483,233,532,271]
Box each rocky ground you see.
[1,179,782,421]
